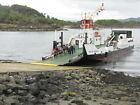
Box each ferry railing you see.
[106,35,115,46]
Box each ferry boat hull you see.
[84,45,134,62]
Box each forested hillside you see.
[95,19,140,28]
[0,4,46,25]
[0,4,78,31]
[0,4,139,31]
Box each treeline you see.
[0,4,45,25]
[94,19,140,28]
[0,4,139,30]
[0,4,77,28]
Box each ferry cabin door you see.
[75,40,83,48]
[75,40,79,47]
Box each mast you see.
[81,3,105,30]
[80,3,105,45]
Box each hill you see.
[0,4,78,31]
[0,4,45,24]
[0,4,139,30]
[119,17,140,22]
[95,19,140,28]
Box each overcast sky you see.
[0,0,140,21]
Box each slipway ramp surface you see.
[0,63,90,72]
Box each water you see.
[0,29,80,63]
[0,29,140,76]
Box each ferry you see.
[42,4,134,66]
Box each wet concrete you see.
[0,63,90,72]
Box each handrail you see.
[107,35,115,46]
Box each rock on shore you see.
[0,68,139,105]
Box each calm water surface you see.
[0,29,139,76]
[0,29,79,63]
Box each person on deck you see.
[63,45,68,53]
[52,49,58,56]
[70,45,74,54]
[68,45,71,54]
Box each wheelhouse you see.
[81,19,94,29]
[111,30,132,40]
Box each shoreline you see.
[0,66,139,105]
[0,61,139,77]
[0,27,140,32]
[0,25,78,32]
[0,28,64,32]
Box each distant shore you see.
[0,24,80,32]
[0,27,139,32]
[0,27,64,31]
[0,23,140,32]
[0,64,139,105]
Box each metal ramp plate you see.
[41,48,83,65]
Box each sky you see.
[0,0,140,21]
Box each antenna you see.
[81,3,105,20]
[91,3,105,20]
[84,13,87,19]
[54,30,57,41]
[81,12,84,19]
[80,3,105,29]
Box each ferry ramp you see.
[0,48,87,72]
[41,48,83,66]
